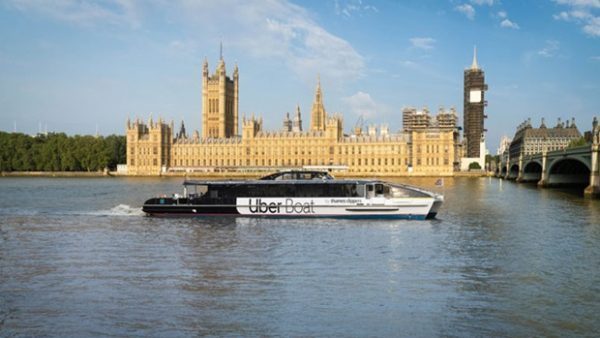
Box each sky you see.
[0,0,599,152]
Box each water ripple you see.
[0,177,599,336]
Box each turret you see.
[126,115,172,175]
[202,58,209,77]
[293,104,303,132]
[202,58,209,138]
[368,124,377,136]
[283,112,292,132]
[233,63,239,136]
[325,114,343,140]
[177,120,187,140]
[242,114,262,139]
[201,50,239,139]
[310,76,326,131]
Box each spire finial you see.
[315,74,322,97]
[471,45,479,70]
[219,41,223,60]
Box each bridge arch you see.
[508,164,519,180]
[521,161,542,182]
[547,158,590,186]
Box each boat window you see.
[195,185,208,196]
[298,173,312,180]
[367,185,374,192]
[356,184,365,197]
[390,186,408,197]
[200,182,367,199]
[375,184,384,195]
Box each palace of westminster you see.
[126,51,490,176]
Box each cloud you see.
[553,0,600,37]
[455,4,475,20]
[497,11,507,18]
[334,0,378,17]
[10,1,366,83]
[553,11,571,20]
[591,55,600,60]
[342,91,379,118]
[470,0,494,5]
[409,37,436,50]
[6,0,142,28]
[177,0,365,83]
[554,0,600,8]
[500,18,520,29]
[583,16,600,35]
[538,40,560,57]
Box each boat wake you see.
[0,204,144,217]
[85,204,145,217]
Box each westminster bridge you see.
[497,117,600,199]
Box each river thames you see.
[1,176,599,337]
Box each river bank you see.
[1,170,493,179]
[1,171,110,177]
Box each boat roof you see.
[182,178,377,185]
[181,178,438,198]
[183,170,367,185]
[181,170,438,198]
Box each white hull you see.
[235,197,440,219]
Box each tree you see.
[0,131,126,172]
[469,161,482,170]
[567,137,587,148]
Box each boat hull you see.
[143,196,439,220]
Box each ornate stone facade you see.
[508,117,582,160]
[126,58,459,176]
[201,57,238,139]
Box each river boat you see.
[142,171,443,219]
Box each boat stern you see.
[426,194,444,219]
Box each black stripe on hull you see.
[142,205,239,215]
[143,205,436,220]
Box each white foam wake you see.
[87,204,145,217]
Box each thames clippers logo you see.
[245,198,315,214]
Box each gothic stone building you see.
[508,118,582,160]
[126,58,459,176]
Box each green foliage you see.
[0,132,126,172]
[567,137,588,148]
[468,161,482,170]
[485,154,500,165]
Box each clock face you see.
[469,90,482,103]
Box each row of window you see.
[167,156,450,168]
[132,147,159,155]
[170,144,451,157]
[129,158,158,166]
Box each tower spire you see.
[310,75,326,131]
[219,41,223,61]
[471,45,479,70]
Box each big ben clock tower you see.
[463,47,488,158]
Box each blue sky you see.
[0,0,598,152]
